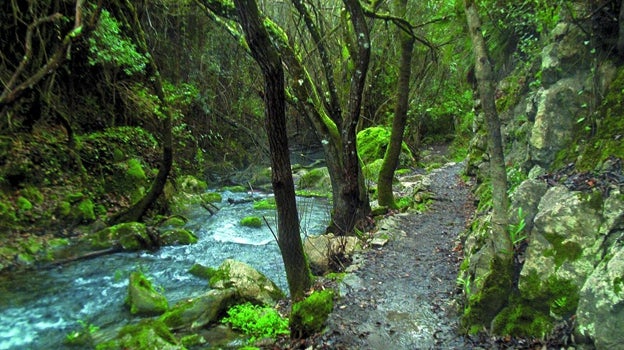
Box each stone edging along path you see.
[316,162,472,349]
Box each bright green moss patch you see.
[491,301,552,337]
[253,198,276,210]
[201,192,222,203]
[240,216,263,228]
[222,185,247,192]
[461,256,513,334]
[290,290,334,337]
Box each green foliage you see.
[508,207,527,247]
[88,9,148,75]
[240,216,263,228]
[126,158,146,181]
[16,196,32,211]
[478,0,561,67]
[221,302,289,343]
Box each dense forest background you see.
[1,0,624,348]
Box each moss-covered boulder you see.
[188,263,216,280]
[290,290,334,338]
[518,186,603,304]
[160,229,198,246]
[209,259,285,306]
[240,216,262,228]
[159,288,236,331]
[356,126,413,166]
[252,197,276,210]
[126,271,168,316]
[89,222,151,251]
[295,167,331,192]
[95,319,183,350]
[575,191,624,348]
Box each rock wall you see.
[461,3,624,348]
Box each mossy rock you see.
[201,192,222,203]
[491,301,552,337]
[252,198,276,210]
[160,229,198,246]
[290,289,334,337]
[210,259,285,306]
[178,175,208,193]
[461,253,513,334]
[160,216,187,228]
[362,158,384,182]
[221,185,247,193]
[90,222,150,251]
[126,271,168,316]
[159,288,236,331]
[240,216,262,228]
[188,263,217,280]
[356,126,413,165]
[95,319,182,350]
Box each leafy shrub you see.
[88,9,148,75]
[221,302,289,343]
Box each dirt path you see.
[315,161,473,349]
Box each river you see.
[0,190,330,349]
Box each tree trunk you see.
[234,0,312,300]
[377,0,414,209]
[463,0,513,330]
[464,0,511,258]
[108,0,173,225]
[198,0,372,236]
[330,0,372,235]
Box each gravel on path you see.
[313,161,473,349]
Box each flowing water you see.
[0,191,330,350]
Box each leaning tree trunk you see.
[108,0,173,225]
[377,0,414,209]
[234,0,312,300]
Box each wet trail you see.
[317,162,472,349]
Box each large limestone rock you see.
[160,288,236,331]
[575,191,624,348]
[126,271,168,316]
[541,23,590,86]
[518,186,603,317]
[210,259,284,306]
[576,242,624,349]
[509,179,549,233]
[303,233,361,275]
[528,77,588,167]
